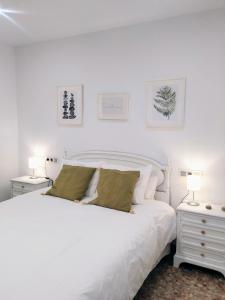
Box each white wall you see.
[16,9,225,206]
[0,44,18,200]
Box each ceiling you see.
[0,0,225,46]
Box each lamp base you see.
[187,201,200,206]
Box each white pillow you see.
[62,159,103,196]
[102,163,152,204]
[151,168,164,187]
[145,175,158,199]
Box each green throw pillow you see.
[90,168,140,212]
[46,165,96,201]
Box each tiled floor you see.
[135,256,225,300]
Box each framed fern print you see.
[146,78,186,128]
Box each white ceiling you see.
[0,0,225,46]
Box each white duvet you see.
[0,188,176,300]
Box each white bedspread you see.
[0,189,176,300]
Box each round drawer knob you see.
[21,185,25,188]
[202,219,206,224]
[201,230,206,235]
[201,253,205,257]
[201,242,205,247]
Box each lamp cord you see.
[45,160,48,179]
[44,160,54,186]
[180,191,190,204]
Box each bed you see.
[0,151,176,300]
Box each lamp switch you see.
[180,170,203,177]
[46,157,59,163]
[180,170,187,177]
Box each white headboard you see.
[68,150,170,205]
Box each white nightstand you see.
[174,202,225,277]
[11,176,51,198]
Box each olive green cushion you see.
[90,168,140,212]
[46,165,96,201]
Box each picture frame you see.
[58,85,83,126]
[97,93,129,120]
[146,78,186,128]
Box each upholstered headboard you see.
[68,150,170,205]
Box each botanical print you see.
[58,85,83,125]
[154,85,176,120]
[62,91,76,120]
[98,93,129,120]
[146,79,186,128]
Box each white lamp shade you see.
[28,157,39,169]
[187,174,202,191]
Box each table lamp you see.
[186,172,202,206]
[28,157,39,179]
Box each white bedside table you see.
[11,176,51,198]
[174,202,225,277]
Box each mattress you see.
[0,188,176,300]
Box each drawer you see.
[181,245,225,266]
[181,212,225,230]
[12,187,32,195]
[12,182,33,192]
[181,235,225,254]
[12,181,49,198]
[181,223,225,242]
[12,190,24,197]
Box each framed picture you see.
[58,85,83,125]
[146,78,186,128]
[97,93,129,120]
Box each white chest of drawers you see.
[174,202,225,277]
[11,176,51,198]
